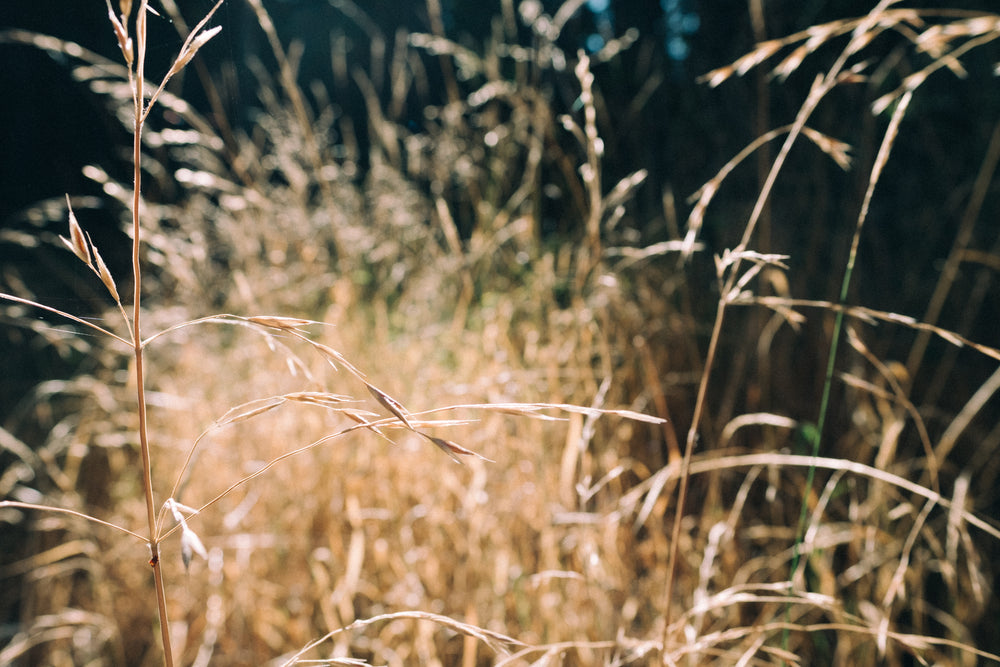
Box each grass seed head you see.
[106,1,132,66]
[169,25,222,77]
[89,237,121,303]
[246,315,313,331]
[366,383,413,431]
[60,194,92,267]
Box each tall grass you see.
[2,1,1000,665]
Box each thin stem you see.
[778,52,912,666]
[130,2,173,664]
[789,89,913,586]
[658,1,902,653]
[0,501,147,541]
[906,117,1000,387]
[660,73,831,659]
[0,292,130,346]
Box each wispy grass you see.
[2,1,1000,665]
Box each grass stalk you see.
[113,1,225,661]
[661,68,831,663]
[126,2,173,661]
[783,87,913,654]
[661,1,900,657]
[906,117,1000,391]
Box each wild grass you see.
[2,1,1000,665]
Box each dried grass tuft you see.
[3,1,1000,665]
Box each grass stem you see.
[128,2,172,664]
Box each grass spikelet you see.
[772,44,810,81]
[106,0,133,66]
[59,194,91,266]
[90,241,121,303]
[421,433,493,464]
[245,315,315,331]
[168,24,221,76]
[283,391,354,407]
[365,382,414,431]
[212,396,288,427]
[310,341,368,380]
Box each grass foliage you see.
[2,1,1000,665]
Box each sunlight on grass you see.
[2,1,1000,665]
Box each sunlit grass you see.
[2,1,1000,665]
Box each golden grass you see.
[2,1,1000,665]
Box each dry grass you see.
[3,1,1000,665]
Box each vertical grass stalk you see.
[782,90,913,653]
[113,1,225,661]
[661,3,898,658]
[125,3,175,663]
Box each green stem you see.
[784,88,912,647]
[660,72,831,662]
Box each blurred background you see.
[2,1,1000,664]
[3,0,1000,426]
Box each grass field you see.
[2,1,1000,665]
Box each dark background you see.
[3,0,1000,421]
